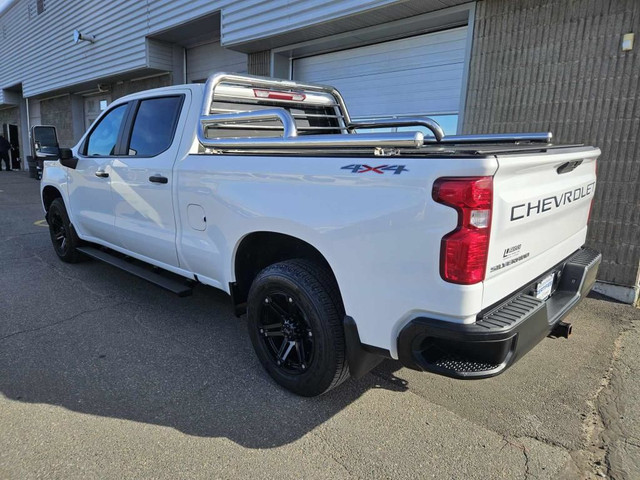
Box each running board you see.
[77,246,193,297]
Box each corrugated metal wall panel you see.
[248,50,271,76]
[222,0,397,44]
[293,27,467,118]
[0,0,469,98]
[463,0,640,287]
[0,0,150,97]
[147,39,174,71]
[186,41,247,82]
[0,1,31,95]
[0,0,231,98]
[145,0,221,33]
[220,0,470,46]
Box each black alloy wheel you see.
[257,291,314,374]
[49,209,68,254]
[247,259,350,397]
[47,198,82,263]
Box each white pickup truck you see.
[41,73,601,396]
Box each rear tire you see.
[47,198,82,263]
[247,259,350,397]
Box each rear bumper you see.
[397,247,601,379]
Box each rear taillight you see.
[432,177,493,285]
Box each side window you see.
[85,104,128,156]
[127,96,183,157]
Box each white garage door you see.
[292,26,468,134]
[186,41,247,83]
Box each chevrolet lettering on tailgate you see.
[510,182,596,221]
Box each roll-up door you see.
[292,26,467,133]
[186,41,247,83]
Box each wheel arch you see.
[42,185,63,214]
[231,231,343,317]
[41,185,65,221]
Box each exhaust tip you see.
[552,321,572,339]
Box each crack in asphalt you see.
[596,320,639,480]
[625,439,640,449]
[30,250,116,300]
[525,434,566,450]
[0,303,125,342]
[310,429,361,479]
[370,368,554,479]
[369,363,628,480]
[500,436,532,480]
[371,368,574,479]
[592,322,636,479]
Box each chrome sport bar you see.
[197,72,552,151]
[198,72,429,149]
[348,118,444,142]
[201,109,299,139]
[200,132,424,150]
[199,72,352,123]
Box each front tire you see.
[47,198,82,263]
[247,259,350,397]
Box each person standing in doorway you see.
[0,135,12,171]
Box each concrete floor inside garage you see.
[0,171,638,480]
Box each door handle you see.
[95,170,109,178]
[149,175,168,184]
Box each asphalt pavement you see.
[1,171,638,479]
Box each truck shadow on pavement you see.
[0,242,408,449]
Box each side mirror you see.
[59,148,78,169]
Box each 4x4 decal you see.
[341,164,409,175]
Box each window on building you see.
[28,0,46,18]
[85,104,128,156]
[127,96,183,157]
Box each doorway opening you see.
[2,123,21,170]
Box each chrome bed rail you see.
[348,118,444,141]
[197,72,552,152]
[434,132,553,144]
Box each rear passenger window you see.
[127,96,183,156]
[86,104,128,156]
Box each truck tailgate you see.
[483,146,599,308]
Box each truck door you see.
[68,103,129,245]
[31,125,59,172]
[110,93,188,268]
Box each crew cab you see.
[41,73,601,396]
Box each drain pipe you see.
[24,97,30,171]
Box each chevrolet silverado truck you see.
[41,73,601,396]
